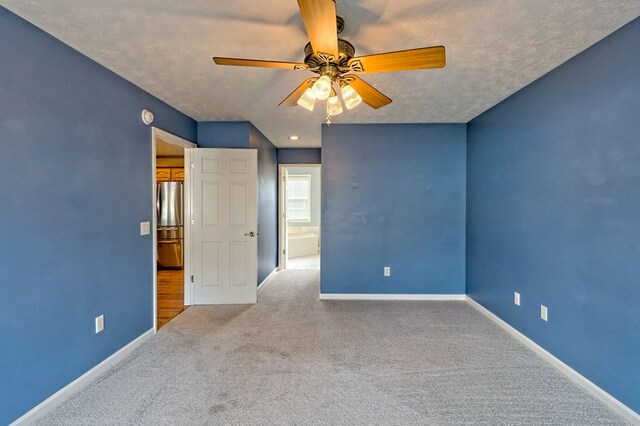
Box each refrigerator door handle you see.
[156,184,162,222]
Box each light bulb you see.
[312,75,332,100]
[341,84,363,109]
[327,95,343,116]
[297,87,316,111]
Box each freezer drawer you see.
[157,239,183,269]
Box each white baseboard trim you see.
[257,267,280,292]
[466,296,639,424]
[11,329,154,426]
[319,293,466,301]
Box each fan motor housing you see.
[304,38,355,71]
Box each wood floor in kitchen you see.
[157,269,186,329]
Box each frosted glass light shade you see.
[327,95,343,116]
[297,88,316,111]
[312,75,332,100]
[341,84,363,109]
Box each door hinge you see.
[190,161,194,170]
[191,218,195,226]
[191,275,194,283]
[282,249,286,255]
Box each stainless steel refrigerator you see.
[156,181,183,269]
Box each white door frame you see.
[151,127,196,332]
[278,164,321,269]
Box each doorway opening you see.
[279,164,321,270]
[152,128,196,330]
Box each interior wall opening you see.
[279,164,321,271]
[152,129,196,330]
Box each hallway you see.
[286,253,320,270]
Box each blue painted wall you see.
[321,124,467,295]
[197,121,279,285]
[249,125,279,284]
[197,121,250,148]
[467,18,640,412]
[278,148,322,164]
[0,7,196,424]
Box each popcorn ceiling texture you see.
[3,0,639,147]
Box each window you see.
[287,174,311,223]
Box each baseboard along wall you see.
[10,329,154,426]
[320,292,638,422]
[258,267,280,292]
[466,297,639,424]
[319,293,466,301]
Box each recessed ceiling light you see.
[289,135,300,141]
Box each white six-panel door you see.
[192,148,258,305]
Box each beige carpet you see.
[36,270,626,425]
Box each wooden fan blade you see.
[279,78,318,107]
[213,57,308,70]
[348,46,445,73]
[344,75,392,109]
[297,0,339,58]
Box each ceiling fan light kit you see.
[340,83,362,110]
[297,87,317,111]
[327,94,343,116]
[312,75,332,100]
[212,0,446,124]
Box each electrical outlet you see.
[95,315,104,333]
[140,221,150,236]
[384,267,391,276]
[514,292,520,306]
[540,305,548,322]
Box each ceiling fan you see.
[212,0,445,122]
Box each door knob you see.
[244,231,259,237]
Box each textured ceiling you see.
[3,1,639,147]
